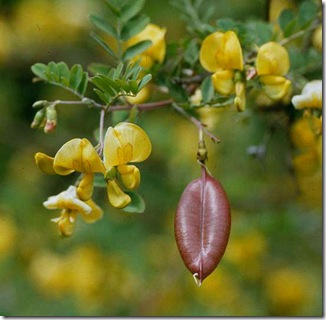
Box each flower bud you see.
[234,81,246,112]
[44,106,57,133]
[31,108,46,128]
[32,100,48,108]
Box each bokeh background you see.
[0,0,323,316]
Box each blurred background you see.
[0,0,322,316]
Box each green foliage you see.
[278,0,319,37]
[170,0,215,37]
[122,191,146,213]
[200,76,214,104]
[122,40,152,61]
[245,21,273,46]
[31,62,88,97]
[90,0,150,61]
[92,62,152,104]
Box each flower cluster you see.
[199,30,291,111]
[35,122,152,236]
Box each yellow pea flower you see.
[103,122,152,208]
[35,138,105,201]
[291,80,322,110]
[199,30,245,110]
[125,23,166,68]
[256,42,291,100]
[44,185,103,237]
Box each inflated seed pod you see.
[174,166,231,285]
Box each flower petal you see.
[256,42,290,76]
[52,210,76,237]
[80,199,103,224]
[34,152,56,175]
[260,75,291,100]
[103,122,152,167]
[215,31,243,70]
[234,82,246,112]
[77,173,94,201]
[199,31,224,72]
[125,23,166,67]
[211,70,235,95]
[43,185,92,214]
[117,164,140,190]
[54,138,105,175]
[106,180,131,209]
[291,80,322,109]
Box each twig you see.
[172,102,221,143]
[279,30,306,46]
[110,99,174,111]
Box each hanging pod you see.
[174,166,231,285]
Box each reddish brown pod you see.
[174,166,231,285]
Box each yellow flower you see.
[35,122,151,210]
[125,23,166,68]
[199,31,245,110]
[256,42,291,100]
[103,122,152,208]
[35,138,105,201]
[44,185,103,237]
[291,80,322,110]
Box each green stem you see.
[172,102,220,143]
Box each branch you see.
[171,102,221,143]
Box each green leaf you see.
[122,191,145,213]
[122,40,152,61]
[69,64,83,91]
[184,39,199,66]
[115,79,131,92]
[77,73,88,96]
[92,75,117,96]
[90,32,117,58]
[138,74,152,91]
[94,88,111,104]
[298,0,318,27]
[47,61,59,82]
[201,76,214,104]
[105,77,123,92]
[88,63,111,76]
[129,80,139,95]
[278,9,295,33]
[120,14,150,41]
[113,62,124,79]
[123,61,141,80]
[104,0,121,16]
[57,62,70,85]
[120,0,145,22]
[89,14,118,39]
[31,63,47,79]
[245,21,273,46]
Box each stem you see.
[110,99,174,111]
[53,99,104,109]
[98,108,106,155]
[279,30,306,46]
[172,102,221,143]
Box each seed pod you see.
[174,166,231,285]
